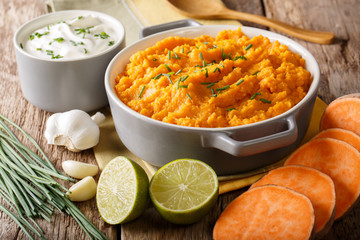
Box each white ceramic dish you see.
[14,10,125,112]
[105,25,320,175]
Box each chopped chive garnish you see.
[234,55,247,61]
[207,83,215,88]
[175,69,181,75]
[180,85,188,88]
[205,68,208,78]
[221,48,226,60]
[108,41,115,46]
[181,47,184,53]
[250,92,261,100]
[252,71,260,75]
[172,52,180,59]
[203,42,208,44]
[201,82,212,85]
[213,67,221,73]
[163,74,173,84]
[153,58,157,61]
[211,88,215,94]
[199,52,204,60]
[187,50,191,54]
[168,50,171,60]
[176,79,180,89]
[168,71,175,75]
[203,60,206,67]
[216,85,230,91]
[29,35,35,40]
[164,64,172,72]
[75,26,94,38]
[94,31,110,39]
[260,98,271,104]
[219,62,224,68]
[53,37,64,43]
[186,93,192,100]
[211,94,217,97]
[139,85,146,99]
[152,73,162,80]
[20,43,23,49]
[51,54,63,59]
[227,108,236,112]
[245,44,253,50]
[236,79,244,86]
[181,75,189,82]
[83,48,88,54]
[36,48,42,51]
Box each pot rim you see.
[105,25,320,133]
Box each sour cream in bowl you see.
[14,10,125,112]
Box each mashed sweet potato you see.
[115,28,311,128]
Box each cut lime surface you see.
[96,156,149,224]
[149,159,219,224]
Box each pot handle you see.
[139,19,202,38]
[201,115,298,157]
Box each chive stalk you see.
[236,79,244,86]
[0,114,108,240]
[245,44,253,50]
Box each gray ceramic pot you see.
[105,24,320,176]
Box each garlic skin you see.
[67,176,97,202]
[62,160,99,179]
[45,110,105,152]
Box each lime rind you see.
[96,156,149,225]
[149,159,219,224]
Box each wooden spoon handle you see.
[225,10,334,44]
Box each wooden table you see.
[1,0,359,239]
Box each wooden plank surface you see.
[0,0,359,239]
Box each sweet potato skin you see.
[250,165,335,237]
[213,185,315,240]
[285,138,360,220]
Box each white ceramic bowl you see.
[14,10,125,112]
[105,25,320,176]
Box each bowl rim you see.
[13,9,125,62]
[105,25,320,132]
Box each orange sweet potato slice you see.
[250,165,335,236]
[320,97,360,135]
[284,138,360,219]
[213,185,315,240]
[312,128,360,152]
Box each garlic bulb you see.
[44,109,105,152]
[67,176,97,202]
[62,160,99,179]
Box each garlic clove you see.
[45,109,103,152]
[67,176,97,202]
[62,160,99,179]
[91,112,106,126]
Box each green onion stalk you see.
[0,113,108,240]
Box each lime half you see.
[149,159,219,224]
[96,156,149,224]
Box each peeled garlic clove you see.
[67,176,97,202]
[91,112,106,125]
[44,110,105,152]
[62,160,99,179]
